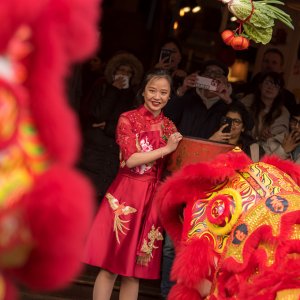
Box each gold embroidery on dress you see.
[137,225,163,266]
[106,193,137,244]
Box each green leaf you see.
[243,23,272,44]
[255,3,276,18]
[267,6,294,29]
[248,6,274,27]
[255,0,285,5]
[230,1,253,21]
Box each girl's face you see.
[226,111,244,140]
[260,76,280,101]
[143,77,171,116]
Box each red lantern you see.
[231,36,250,50]
[221,30,235,46]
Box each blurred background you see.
[96,0,300,96]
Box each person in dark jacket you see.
[77,52,144,203]
[164,59,233,139]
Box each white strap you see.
[250,143,260,162]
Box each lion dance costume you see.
[156,148,300,299]
[0,0,100,298]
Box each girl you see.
[210,102,264,162]
[83,69,182,300]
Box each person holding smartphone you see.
[209,102,264,162]
[176,63,232,103]
[164,59,233,139]
[266,104,300,164]
[155,38,187,91]
[78,52,144,204]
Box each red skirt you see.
[83,171,163,279]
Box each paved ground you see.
[20,265,164,300]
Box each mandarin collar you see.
[138,105,163,121]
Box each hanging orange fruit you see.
[221,30,235,46]
[231,36,250,50]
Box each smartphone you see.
[114,74,129,89]
[220,116,232,133]
[159,48,172,64]
[195,76,218,91]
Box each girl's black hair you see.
[226,101,254,131]
[251,71,284,128]
[225,101,257,150]
[135,68,173,106]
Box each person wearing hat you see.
[77,51,144,204]
[104,51,144,90]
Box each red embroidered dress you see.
[83,105,177,279]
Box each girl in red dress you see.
[83,69,182,300]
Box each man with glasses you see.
[164,59,233,139]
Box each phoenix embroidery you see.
[106,193,137,243]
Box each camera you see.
[220,116,232,133]
[195,75,218,91]
[159,48,173,64]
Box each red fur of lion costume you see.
[0,0,100,298]
[156,150,300,299]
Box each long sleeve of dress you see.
[116,115,137,161]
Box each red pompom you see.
[9,166,94,290]
[206,195,231,226]
[221,30,235,46]
[231,36,250,50]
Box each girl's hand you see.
[209,124,231,143]
[165,132,183,153]
[282,130,300,153]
